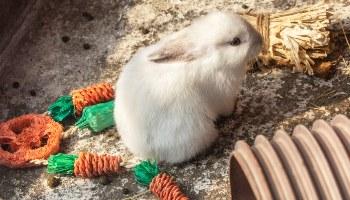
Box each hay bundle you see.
[241,4,332,76]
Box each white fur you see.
[115,12,262,163]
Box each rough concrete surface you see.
[0,0,350,199]
[0,0,31,53]
[0,0,45,73]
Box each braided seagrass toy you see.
[240,4,332,76]
[48,152,123,178]
[48,82,114,122]
[134,160,189,200]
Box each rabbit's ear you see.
[148,36,201,63]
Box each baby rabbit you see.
[115,11,262,163]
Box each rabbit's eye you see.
[230,37,241,46]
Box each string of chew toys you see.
[0,83,116,168]
[0,82,188,199]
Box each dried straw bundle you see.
[241,4,332,75]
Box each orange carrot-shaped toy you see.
[134,160,189,200]
[48,83,114,122]
[48,152,122,178]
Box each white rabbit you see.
[115,11,262,163]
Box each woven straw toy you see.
[60,100,115,139]
[240,4,333,76]
[0,114,62,168]
[75,101,115,133]
[48,82,114,122]
[47,152,123,178]
[134,160,189,200]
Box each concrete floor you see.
[0,0,350,199]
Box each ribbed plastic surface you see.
[230,114,350,200]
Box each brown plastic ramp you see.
[272,129,318,200]
[292,125,342,200]
[331,114,350,154]
[312,119,350,200]
[253,135,296,200]
[229,114,350,200]
[230,141,273,200]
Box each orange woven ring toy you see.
[0,114,63,168]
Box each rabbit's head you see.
[148,11,263,71]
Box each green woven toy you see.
[133,160,189,199]
[75,101,115,132]
[47,82,114,122]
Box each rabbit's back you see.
[115,53,219,162]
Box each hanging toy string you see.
[134,160,189,200]
[48,152,123,178]
[0,83,116,168]
[48,82,114,122]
